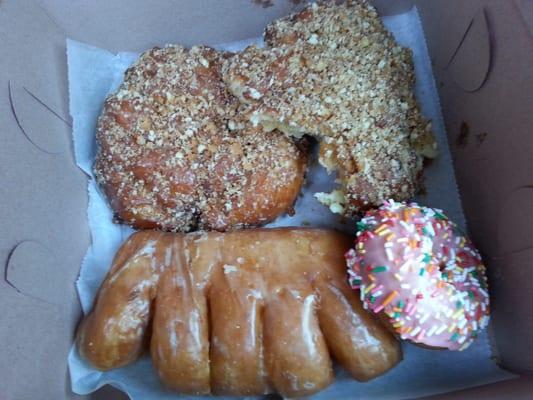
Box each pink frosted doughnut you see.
[346,201,490,351]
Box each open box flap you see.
[417,0,533,374]
[0,0,531,399]
[0,1,88,399]
[34,0,416,54]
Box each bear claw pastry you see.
[77,228,402,397]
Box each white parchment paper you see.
[67,8,514,399]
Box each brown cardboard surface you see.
[92,377,533,400]
[0,0,530,399]
[0,0,88,399]
[38,0,301,53]
[416,0,533,373]
[37,0,414,53]
[446,8,491,92]
[425,376,533,399]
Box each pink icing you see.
[346,201,490,351]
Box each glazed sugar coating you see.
[77,228,402,397]
[346,201,490,351]
[222,1,437,215]
[94,45,307,232]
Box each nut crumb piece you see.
[314,190,346,215]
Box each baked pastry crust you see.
[95,45,307,232]
[222,1,437,215]
[77,228,402,397]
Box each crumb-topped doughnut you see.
[346,201,490,351]
[95,45,307,232]
[222,1,437,215]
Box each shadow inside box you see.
[90,385,128,400]
[89,385,285,399]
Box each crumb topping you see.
[95,45,307,232]
[222,0,437,215]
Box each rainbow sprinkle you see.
[346,200,490,351]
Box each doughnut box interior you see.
[1,0,532,399]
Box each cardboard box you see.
[0,0,532,398]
